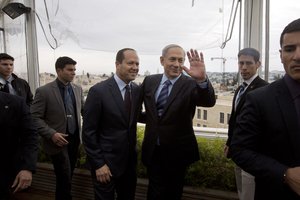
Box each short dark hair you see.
[238,48,260,62]
[280,18,300,47]
[0,53,14,61]
[116,48,136,63]
[55,56,77,70]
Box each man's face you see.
[238,55,260,81]
[116,50,139,84]
[0,59,14,79]
[56,64,76,84]
[160,47,185,79]
[280,31,300,82]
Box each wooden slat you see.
[30,163,238,200]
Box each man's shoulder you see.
[36,81,57,93]
[248,79,281,98]
[143,74,162,82]
[12,73,29,85]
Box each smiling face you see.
[116,49,139,84]
[280,31,300,82]
[160,47,185,79]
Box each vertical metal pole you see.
[264,0,270,82]
[243,0,263,75]
[24,0,40,94]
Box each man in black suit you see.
[83,48,140,200]
[224,48,268,200]
[0,92,38,199]
[140,44,216,200]
[230,18,300,199]
[0,53,33,106]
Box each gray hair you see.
[162,44,185,57]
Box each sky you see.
[32,0,300,75]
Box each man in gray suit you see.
[31,56,84,200]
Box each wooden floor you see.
[10,163,238,200]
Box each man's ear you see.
[160,56,164,65]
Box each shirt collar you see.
[161,73,181,85]
[114,74,131,91]
[0,74,13,84]
[284,74,300,99]
[243,74,258,86]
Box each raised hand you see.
[182,49,207,82]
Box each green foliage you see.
[136,127,236,191]
[185,137,236,191]
[38,126,236,191]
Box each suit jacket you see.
[31,80,84,155]
[0,73,33,106]
[226,76,268,149]
[230,78,300,199]
[140,74,216,167]
[0,92,38,177]
[10,73,34,106]
[82,77,140,177]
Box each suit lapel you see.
[50,81,65,111]
[236,77,264,112]
[108,78,128,123]
[148,75,163,117]
[71,83,82,124]
[276,80,300,160]
[161,75,185,117]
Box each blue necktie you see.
[64,85,76,134]
[235,82,248,109]
[156,80,171,116]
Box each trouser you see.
[50,134,79,200]
[146,146,187,200]
[91,157,137,200]
[235,165,255,200]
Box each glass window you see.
[203,110,207,120]
[220,112,225,124]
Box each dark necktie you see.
[156,80,171,117]
[235,82,248,109]
[2,81,10,93]
[64,85,76,134]
[124,84,131,121]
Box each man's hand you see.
[95,164,112,184]
[51,132,69,147]
[224,145,229,157]
[182,49,206,82]
[12,170,32,193]
[285,167,300,196]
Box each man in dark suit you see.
[0,92,38,199]
[224,48,268,200]
[31,56,84,200]
[140,44,216,200]
[83,48,140,200]
[230,18,300,199]
[0,53,33,106]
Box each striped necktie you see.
[235,82,248,109]
[156,80,171,117]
